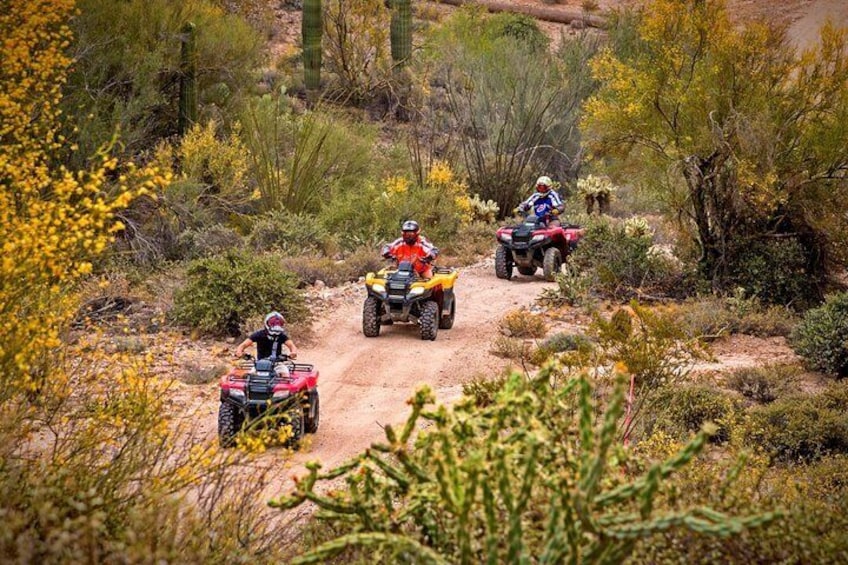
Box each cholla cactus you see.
[577,174,617,215]
[624,216,653,239]
[468,193,500,223]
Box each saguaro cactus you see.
[390,0,412,67]
[302,0,322,91]
[178,22,198,136]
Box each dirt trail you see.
[289,260,552,470]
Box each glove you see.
[513,207,522,215]
[552,209,561,216]
[241,353,253,361]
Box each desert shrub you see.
[178,224,245,259]
[242,95,376,214]
[647,385,741,444]
[740,384,848,463]
[339,245,385,279]
[277,373,775,563]
[486,13,549,52]
[538,265,592,307]
[790,292,848,377]
[725,364,803,404]
[491,335,532,361]
[671,294,798,340]
[630,445,848,562]
[172,252,307,336]
[726,237,819,309]
[462,371,511,407]
[248,210,332,255]
[570,218,688,299]
[281,255,349,287]
[499,309,548,338]
[438,220,497,265]
[530,331,593,365]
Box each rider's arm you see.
[234,337,254,357]
[284,338,298,359]
[550,190,565,212]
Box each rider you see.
[381,220,440,278]
[515,175,565,226]
[234,311,299,360]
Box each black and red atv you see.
[218,354,319,448]
[495,214,584,281]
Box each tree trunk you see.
[435,0,606,29]
[682,152,738,287]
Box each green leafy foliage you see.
[790,292,848,377]
[740,382,848,463]
[725,364,803,404]
[647,385,741,444]
[570,218,688,299]
[274,372,775,563]
[421,8,600,215]
[248,210,332,255]
[172,252,307,336]
[65,0,263,160]
[727,237,819,309]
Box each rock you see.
[225,336,236,344]
[314,279,326,290]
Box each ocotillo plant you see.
[178,22,198,136]
[302,0,322,91]
[273,366,777,564]
[389,0,412,67]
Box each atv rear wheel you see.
[420,300,439,341]
[362,296,381,337]
[305,390,320,434]
[439,297,456,330]
[218,402,244,448]
[517,266,536,276]
[495,245,513,280]
[543,248,563,281]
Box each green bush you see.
[461,371,511,407]
[248,210,332,255]
[530,331,593,365]
[671,294,798,340]
[178,225,245,259]
[647,385,741,444]
[725,364,803,404]
[172,252,307,336]
[740,384,848,463]
[726,237,819,309]
[790,292,848,377]
[281,256,349,287]
[570,218,688,299]
[65,0,263,161]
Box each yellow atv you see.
[362,260,458,340]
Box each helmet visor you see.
[402,231,417,244]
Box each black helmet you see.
[401,220,419,244]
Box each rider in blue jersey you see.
[516,176,565,226]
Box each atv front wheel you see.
[543,247,562,281]
[305,390,319,434]
[495,245,513,280]
[286,407,305,448]
[517,266,536,276]
[218,402,244,448]
[420,300,439,341]
[439,297,456,330]
[362,296,381,337]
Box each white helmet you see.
[535,176,553,193]
[264,311,285,336]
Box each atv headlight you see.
[408,286,425,297]
[371,283,386,294]
[229,388,245,399]
[499,233,512,242]
[272,390,290,399]
[531,234,547,243]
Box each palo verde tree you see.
[582,0,848,295]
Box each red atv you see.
[495,213,584,281]
[218,354,319,448]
